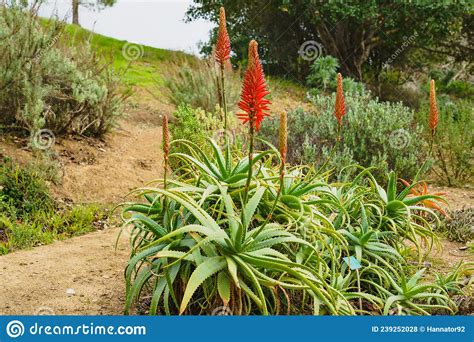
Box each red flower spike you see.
[215,7,231,65]
[334,73,345,127]
[237,40,271,131]
[429,80,439,132]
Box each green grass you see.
[0,157,110,254]
[60,22,194,87]
[39,18,195,87]
[0,204,108,255]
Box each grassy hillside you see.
[51,21,195,88]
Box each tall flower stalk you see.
[428,79,439,154]
[334,72,346,141]
[415,79,440,181]
[215,7,232,165]
[162,114,170,190]
[317,73,345,175]
[276,110,287,209]
[237,39,271,204]
[253,111,286,240]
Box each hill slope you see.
[54,21,194,88]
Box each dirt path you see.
[0,95,170,204]
[0,94,172,315]
[0,227,128,315]
[52,105,167,204]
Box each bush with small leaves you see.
[259,93,426,182]
[0,2,129,137]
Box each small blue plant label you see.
[343,256,361,270]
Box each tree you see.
[186,1,472,81]
[72,0,117,26]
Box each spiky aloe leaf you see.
[226,256,240,288]
[217,271,231,305]
[179,256,227,314]
[242,186,266,230]
[387,171,397,202]
[206,138,229,178]
[129,213,167,237]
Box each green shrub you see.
[0,156,107,254]
[306,56,339,90]
[259,93,426,182]
[0,157,54,216]
[168,104,237,170]
[306,56,365,96]
[417,97,473,186]
[169,105,217,146]
[0,2,129,137]
[162,58,240,113]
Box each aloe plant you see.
[123,184,354,315]
[363,268,455,315]
[171,138,275,186]
[121,154,455,316]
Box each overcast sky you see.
[38,0,213,55]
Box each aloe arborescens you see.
[215,6,232,152]
[237,40,271,204]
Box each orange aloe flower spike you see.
[334,73,345,127]
[429,79,439,132]
[236,40,271,131]
[215,7,231,66]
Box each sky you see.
[37,0,213,55]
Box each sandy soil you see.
[0,93,170,315]
[431,186,474,210]
[0,227,128,315]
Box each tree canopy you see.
[186,0,472,81]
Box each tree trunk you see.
[316,21,378,80]
[72,0,80,26]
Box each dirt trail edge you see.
[0,96,169,315]
[0,228,128,315]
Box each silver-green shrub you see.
[259,93,426,181]
[0,2,128,137]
